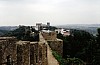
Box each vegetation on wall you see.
[52,50,85,65]
[52,50,67,65]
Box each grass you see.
[52,50,86,65]
[52,50,67,65]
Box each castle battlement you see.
[0,32,63,65]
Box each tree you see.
[4,26,39,41]
[57,29,95,64]
[93,28,100,65]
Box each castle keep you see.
[0,32,63,65]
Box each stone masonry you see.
[0,37,17,65]
[0,32,63,65]
[0,37,47,65]
[47,39,63,56]
[41,31,57,40]
[41,31,63,56]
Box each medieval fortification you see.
[0,31,63,65]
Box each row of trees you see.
[57,28,100,65]
[4,26,39,41]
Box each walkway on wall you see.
[47,45,59,65]
[39,32,59,65]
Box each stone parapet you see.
[0,32,63,65]
[0,39,17,65]
[16,41,30,65]
[47,39,63,56]
[41,31,57,40]
[0,39,48,65]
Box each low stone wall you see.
[47,39,63,56]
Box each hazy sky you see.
[0,0,100,26]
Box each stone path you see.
[47,45,59,65]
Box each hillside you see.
[0,26,18,31]
[56,24,100,36]
[0,26,18,36]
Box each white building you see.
[55,28,70,36]
[35,22,51,31]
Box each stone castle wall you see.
[0,37,17,65]
[41,31,57,40]
[47,39,63,56]
[0,37,48,65]
[41,31,63,56]
[16,41,30,65]
[0,32,63,65]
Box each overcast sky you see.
[0,0,100,26]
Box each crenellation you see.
[0,42,3,65]
[30,42,36,65]
[41,31,57,40]
[17,44,23,65]
[41,31,63,56]
[22,42,30,65]
[0,38,17,65]
[0,32,62,65]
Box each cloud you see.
[0,0,100,25]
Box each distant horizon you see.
[0,23,100,26]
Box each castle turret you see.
[47,22,50,27]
